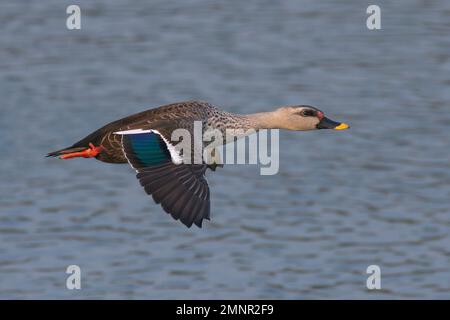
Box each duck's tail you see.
[46,146,89,158]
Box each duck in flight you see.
[47,101,349,228]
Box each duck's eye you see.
[300,109,315,117]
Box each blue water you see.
[0,0,449,299]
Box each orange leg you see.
[60,143,103,160]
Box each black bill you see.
[316,117,349,130]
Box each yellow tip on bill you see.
[335,123,349,130]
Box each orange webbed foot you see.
[60,143,103,160]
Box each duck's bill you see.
[316,117,349,130]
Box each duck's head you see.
[273,105,349,131]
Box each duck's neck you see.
[243,111,282,130]
[212,109,281,131]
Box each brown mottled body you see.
[59,101,254,163]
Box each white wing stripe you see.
[114,129,153,135]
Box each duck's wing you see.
[136,162,210,228]
[115,128,210,228]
